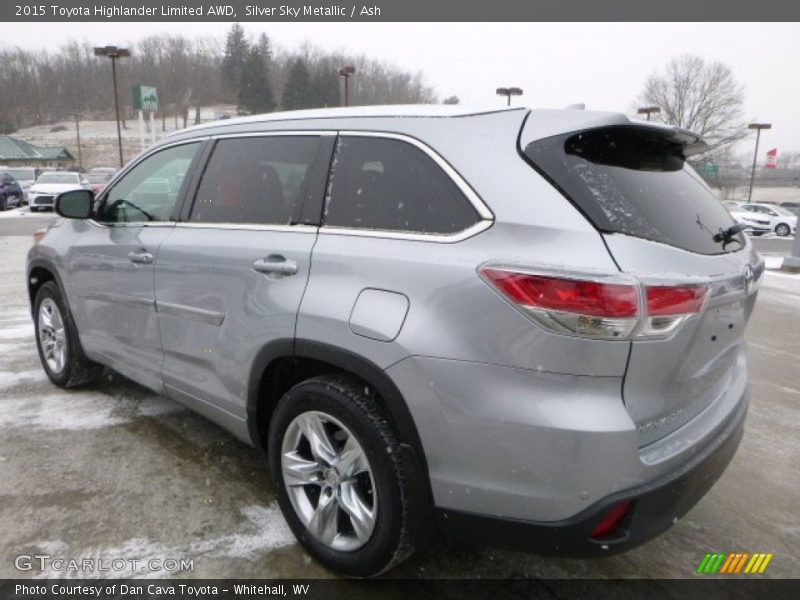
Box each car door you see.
[154,132,333,434]
[65,140,204,391]
[749,204,773,225]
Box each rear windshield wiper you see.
[713,222,749,247]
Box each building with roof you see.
[0,135,75,169]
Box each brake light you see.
[638,283,708,337]
[480,270,638,317]
[646,285,707,316]
[480,267,708,340]
[480,268,640,340]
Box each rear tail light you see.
[480,267,708,340]
[639,284,708,337]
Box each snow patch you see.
[0,323,34,340]
[33,503,295,579]
[0,391,183,431]
[764,255,785,269]
[0,368,48,391]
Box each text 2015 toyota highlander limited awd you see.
[28,106,762,576]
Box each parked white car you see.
[28,172,90,212]
[728,203,797,236]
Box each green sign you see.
[696,164,720,179]
[132,84,159,111]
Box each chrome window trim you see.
[320,130,494,244]
[175,222,318,234]
[320,220,492,244]
[210,130,337,139]
[88,220,177,228]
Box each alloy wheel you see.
[38,298,67,374]
[281,410,377,551]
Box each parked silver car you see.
[27,106,762,576]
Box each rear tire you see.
[775,223,791,237]
[34,281,101,388]
[268,374,413,577]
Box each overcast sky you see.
[5,22,799,154]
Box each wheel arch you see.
[247,338,440,547]
[27,258,66,316]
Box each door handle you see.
[252,255,298,277]
[128,250,154,265]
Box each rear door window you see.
[523,126,742,254]
[189,136,321,225]
[323,136,480,235]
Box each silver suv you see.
[27,106,762,576]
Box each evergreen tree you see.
[282,58,313,110]
[442,95,460,105]
[221,23,249,94]
[311,66,341,108]
[237,47,275,114]
[256,32,272,62]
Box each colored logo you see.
[696,552,773,574]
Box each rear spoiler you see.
[520,109,709,158]
[659,127,708,157]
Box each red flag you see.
[766,148,778,169]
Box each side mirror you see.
[55,189,94,219]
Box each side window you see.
[189,136,320,225]
[323,136,480,235]
[101,142,200,223]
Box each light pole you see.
[94,45,131,168]
[747,123,772,203]
[496,87,523,107]
[74,113,83,171]
[637,106,661,121]
[339,66,355,107]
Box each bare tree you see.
[636,55,747,162]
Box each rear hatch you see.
[521,118,763,445]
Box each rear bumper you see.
[434,390,747,556]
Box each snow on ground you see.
[13,110,235,170]
[30,503,294,579]
[725,187,800,204]
[0,206,55,220]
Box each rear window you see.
[37,173,79,185]
[523,126,742,254]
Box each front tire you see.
[775,223,791,237]
[34,281,101,388]
[268,374,413,577]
